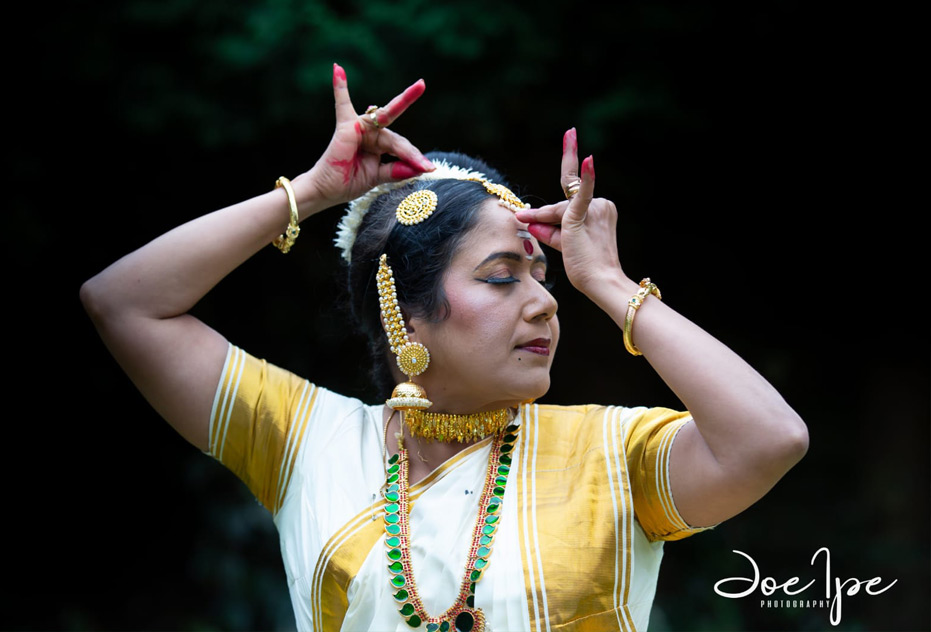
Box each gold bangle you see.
[272,176,300,253]
[623,278,661,356]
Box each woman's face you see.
[408,199,560,412]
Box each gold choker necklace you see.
[403,408,512,443]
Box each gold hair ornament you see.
[272,177,300,253]
[396,190,438,225]
[393,179,527,226]
[477,179,529,212]
[377,254,433,411]
[335,159,529,262]
[623,278,661,356]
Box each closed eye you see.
[481,276,553,291]
[482,276,519,285]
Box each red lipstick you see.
[517,338,551,356]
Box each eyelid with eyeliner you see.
[478,274,553,290]
[479,275,519,284]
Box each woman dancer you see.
[81,64,807,631]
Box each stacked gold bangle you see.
[272,176,300,253]
[623,278,661,356]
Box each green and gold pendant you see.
[383,423,520,630]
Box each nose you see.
[526,280,558,322]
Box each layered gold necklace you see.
[382,421,520,631]
[404,408,512,443]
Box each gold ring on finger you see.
[565,178,581,199]
[365,105,383,128]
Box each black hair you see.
[345,151,514,398]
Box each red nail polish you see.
[386,79,427,119]
[333,63,347,86]
[563,128,577,154]
[582,155,595,178]
[391,162,421,180]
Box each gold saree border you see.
[209,344,245,459]
[210,345,322,514]
[517,405,637,632]
[275,383,320,514]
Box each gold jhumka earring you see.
[377,253,433,412]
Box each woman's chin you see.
[514,377,551,406]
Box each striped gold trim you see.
[209,344,246,459]
[626,410,712,541]
[608,406,635,632]
[517,405,638,631]
[208,344,321,514]
[654,419,691,532]
[518,403,543,631]
[275,383,319,514]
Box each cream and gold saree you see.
[209,345,710,631]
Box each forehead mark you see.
[522,238,534,258]
[464,200,542,264]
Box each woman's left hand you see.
[514,128,629,299]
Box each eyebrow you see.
[473,251,548,271]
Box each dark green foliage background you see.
[6,1,926,630]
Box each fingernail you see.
[582,155,595,179]
[563,128,577,154]
[333,63,346,86]
[421,157,435,170]
[391,162,421,180]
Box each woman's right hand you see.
[297,63,435,214]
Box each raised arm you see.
[514,129,808,528]
[80,64,434,451]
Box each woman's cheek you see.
[444,283,521,354]
[446,285,497,329]
[550,315,561,354]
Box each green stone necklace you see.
[382,422,520,631]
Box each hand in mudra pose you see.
[301,63,436,210]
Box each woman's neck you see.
[381,406,514,486]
